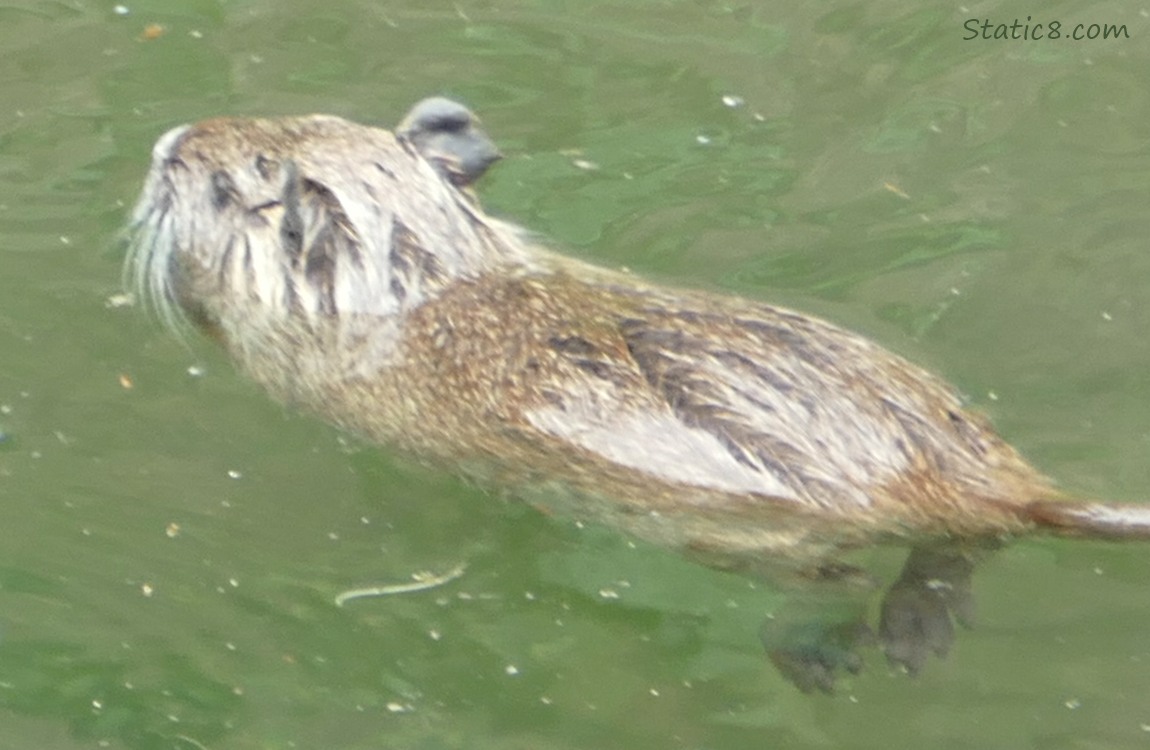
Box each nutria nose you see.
[397,96,502,187]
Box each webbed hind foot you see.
[879,545,976,675]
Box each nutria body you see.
[125,101,1150,692]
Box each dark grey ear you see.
[397,97,502,187]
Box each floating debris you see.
[141,23,166,41]
[883,181,911,200]
[335,563,467,606]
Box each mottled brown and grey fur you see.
[125,105,1150,693]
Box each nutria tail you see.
[1026,499,1150,540]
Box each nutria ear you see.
[397,97,502,187]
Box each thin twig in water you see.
[335,563,468,607]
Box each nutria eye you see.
[210,170,238,210]
[255,154,277,180]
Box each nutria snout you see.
[124,98,1150,693]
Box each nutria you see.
[124,98,1150,693]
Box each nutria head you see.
[125,112,533,345]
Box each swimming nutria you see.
[124,99,1150,694]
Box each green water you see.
[1,0,1149,747]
